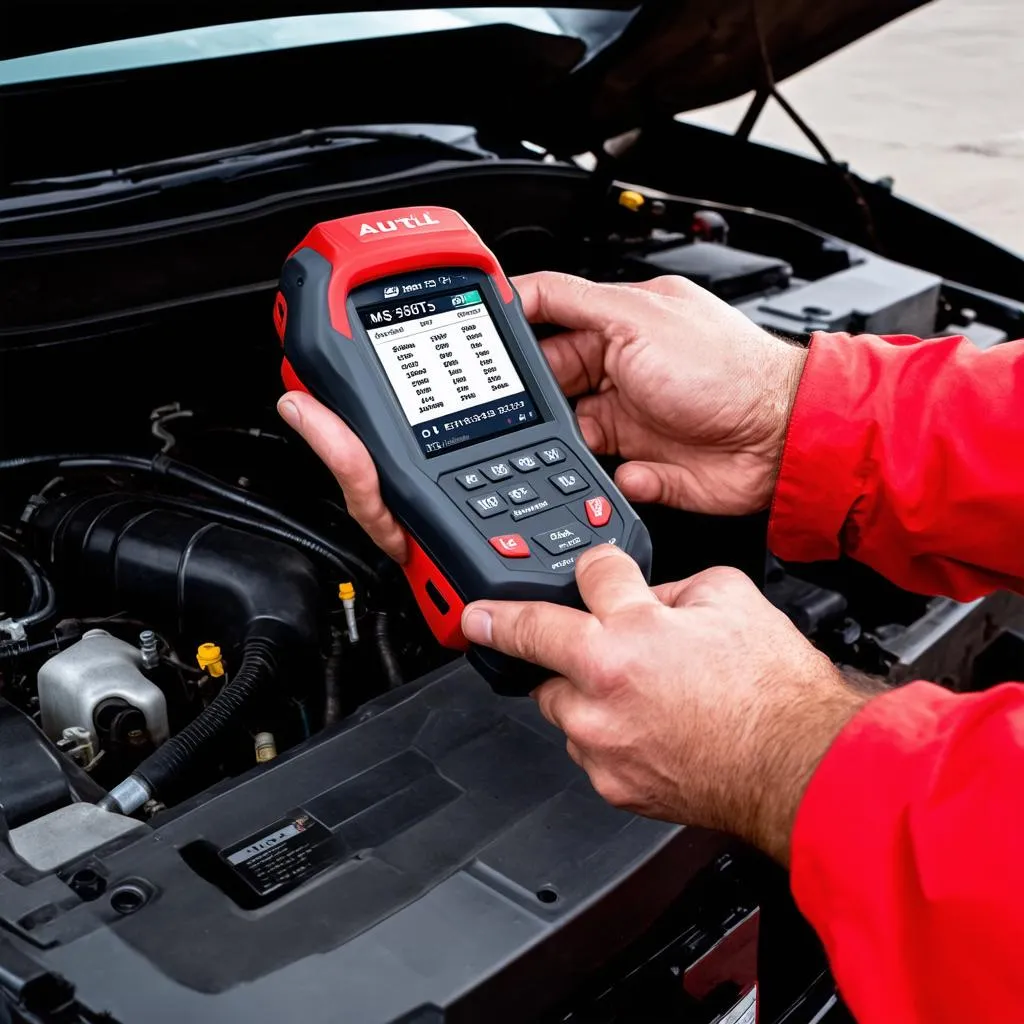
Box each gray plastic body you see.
[37,629,169,750]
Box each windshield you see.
[0,8,634,86]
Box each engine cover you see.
[0,661,731,1023]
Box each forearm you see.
[769,332,1024,599]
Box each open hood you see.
[1,1,933,180]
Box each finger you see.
[565,738,584,766]
[575,414,607,453]
[462,599,596,680]
[278,393,408,563]
[513,271,640,335]
[573,544,658,620]
[540,330,607,397]
[531,675,582,732]
[614,460,705,513]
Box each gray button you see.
[510,499,551,522]
[549,470,588,495]
[455,470,486,490]
[532,523,592,556]
[468,492,508,518]
[506,484,539,505]
[480,461,513,482]
[536,446,566,465]
[511,453,541,473]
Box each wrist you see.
[744,661,873,864]
[754,342,808,509]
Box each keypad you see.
[442,441,614,563]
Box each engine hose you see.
[374,611,404,690]
[0,452,379,590]
[0,537,56,630]
[323,626,345,725]
[100,637,278,815]
[141,494,367,586]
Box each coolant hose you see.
[100,637,278,815]
[0,537,56,630]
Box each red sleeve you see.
[791,681,1024,1023]
[769,332,1024,599]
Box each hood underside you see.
[4,2,933,152]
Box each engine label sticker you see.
[219,810,333,898]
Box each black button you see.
[549,470,588,495]
[536,445,566,465]
[468,492,508,518]
[532,523,592,555]
[455,470,486,490]
[510,499,552,522]
[480,461,513,482]
[510,453,541,473]
[506,484,539,505]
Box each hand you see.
[518,271,806,515]
[460,545,870,864]
[277,272,806,563]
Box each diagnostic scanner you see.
[275,207,652,691]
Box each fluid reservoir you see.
[37,630,169,751]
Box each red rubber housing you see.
[401,535,468,651]
[286,206,514,338]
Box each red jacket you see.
[769,331,1024,1023]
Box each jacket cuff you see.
[768,332,877,562]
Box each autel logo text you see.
[359,212,441,236]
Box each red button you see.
[584,496,612,527]
[489,533,530,558]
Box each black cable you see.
[0,532,56,629]
[131,637,278,803]
[374,611,405,691]
[323,626,345,725]
[140,494,368,583]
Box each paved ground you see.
[688,0,1024,254]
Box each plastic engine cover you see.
[0,660,730,1024]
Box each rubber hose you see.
[132,637,278,800]
[144,495,363,580]
[0,452,379,587]
[374,611,404,690]
[0,540,56,629]
[323,626,345,725]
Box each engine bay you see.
[2,147,1024,1022]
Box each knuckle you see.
[511,605,547,661]
[563,704,609,751]
[651,274,693,297]
[589,770,632,809]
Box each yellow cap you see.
[618,189,645,212]
[338,581,356,602]
[196,642,225,677]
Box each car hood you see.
[2,1,932,179]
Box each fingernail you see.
[277,398,300,428]
[462,606,493,645]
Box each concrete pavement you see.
[688,0,1024,255]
